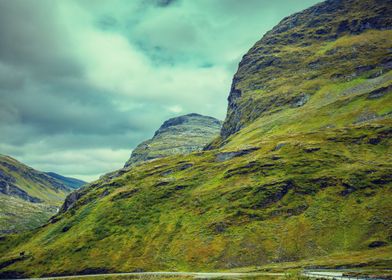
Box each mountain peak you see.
[125,113,222,167]
[155,113,222,136]
[220,0,392,140]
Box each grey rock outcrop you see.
[124,113,222,167]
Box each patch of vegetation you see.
[0,195,57,233]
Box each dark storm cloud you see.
[0,1,81,79]
[96,16,119,31]
[0,0,163,180]
[1,81,143,135]
[0,0,157,135]
[155,0,177,7]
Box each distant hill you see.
[45,172,86,189]
[0,155,74,233]
[124,113,222,167]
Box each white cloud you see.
[167,105,183,114]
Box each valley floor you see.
[8,269,392,280]
[10,271,285,280]
[3,248,391,280]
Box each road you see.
[12,270,387,280]
[303,270,386,280]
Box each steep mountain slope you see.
[218,0,392,142]
[45,172,86,190]
[0,0,391,277]
[124,113,221,168]
[0,155,74,233]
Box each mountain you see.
[45,172,86,190]
[0,155,74,233]
[216,0,392,144]
[1,0,391,277]
[124,113,222,168]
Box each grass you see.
[44,275,293,280]
[0,195,57,233]
[0,116,391,276]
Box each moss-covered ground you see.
[0,108,390,276]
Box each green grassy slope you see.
[0,119,391,276]
[0,0,391,277]
[0,155,73,233]
[0,195,57,234]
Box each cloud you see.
[167,105,183,114]
[1,141,131,182]
[0,0,320,181]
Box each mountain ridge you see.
[45,172,86,190]
[0,155,78,233]
[124,113,222,168]
[220,0,392,141]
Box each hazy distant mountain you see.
[0,155,74,233]
[45,172,86,190]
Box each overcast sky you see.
[0,0,320,181]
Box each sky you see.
[0,0,321,182]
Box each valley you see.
[0,155,85,233]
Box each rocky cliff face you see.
[221,0,392,139]
[124,113,222,167]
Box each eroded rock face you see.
[215,147,259,162]
[124,113,222,167]
[59,190,83,213]
[221,0,392,140]
[0,181,42,203]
